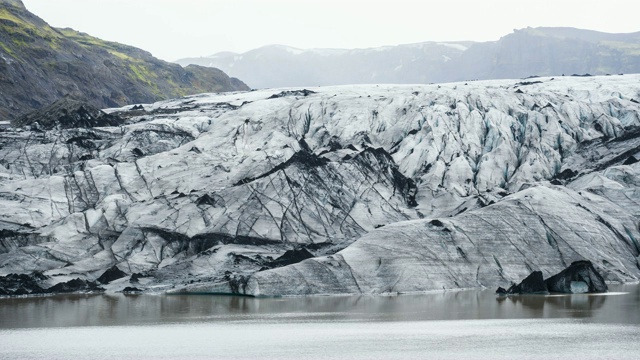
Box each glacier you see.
[0,75,639,295]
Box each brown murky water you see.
[0,284,638,359]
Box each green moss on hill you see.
[0,0,248,121]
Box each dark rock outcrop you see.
[46,278,103,294]
[1,273,104,296]
[121,286,142,293]
[503,271,548,295]
[497,260,608,295]
[264,248,315,269]
[12,97,123,130]
[268,89,316,99]
[130,273,143,283]
[195,194,217,207]
[623,156,639,165]
[555,169,578,180]
[0,273,47,296]
[545,260,608,294]
[96,265,127,284]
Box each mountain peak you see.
[258,44,305,54]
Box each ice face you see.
[571,281,589,294]
[1,75,640,295]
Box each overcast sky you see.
[21,0,640,62]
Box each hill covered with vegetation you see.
[0,0,248,120]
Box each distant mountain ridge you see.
[176,27,640,88]
[0,0,249,120]
[177,41,473,88]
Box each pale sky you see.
[20,0,640,62]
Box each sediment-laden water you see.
[0,284,638,359]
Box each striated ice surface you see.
[246,183,640,296]
[0,75,639,294]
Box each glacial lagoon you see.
[0,284,639,359]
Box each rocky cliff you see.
[0,0,248,121]
[0,75,639,295]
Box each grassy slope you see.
[0,0,248,120]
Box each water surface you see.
[1,284,638,359]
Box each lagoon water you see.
[0,284,639,359]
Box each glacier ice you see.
[0,75,639,295]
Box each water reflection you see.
[497,293,608,318]
[0,284,637,329]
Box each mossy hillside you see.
[0,7,61,51]
[0,1,248,120]
[50,28,236,96]
[57,28,141,60]
[52,28,222,94]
